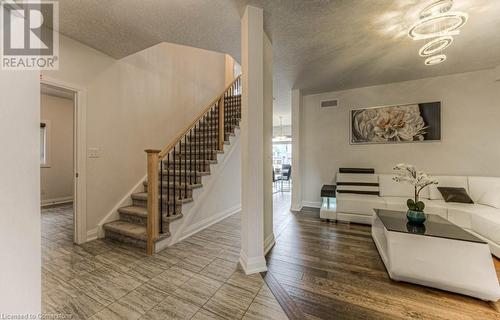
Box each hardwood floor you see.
[266,206,500,320]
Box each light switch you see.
[88,147,101,158]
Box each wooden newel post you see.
[145,149,160,255]
[218,95,225,151]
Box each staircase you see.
[103,76,242,253]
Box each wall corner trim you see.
[264,233,276,255]
[239,250,267,275]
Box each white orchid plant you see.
[393,164,438,212]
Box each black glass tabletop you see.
[374,209,486,244]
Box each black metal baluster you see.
[184,135,187,198]
[189,129,193,186]
[213,106,216,154]
[160,160,164,232]
[166,153,170,218]
[178,142,182,204]
[172,147,176,216]
[197,122,201,173]
[216,103,219,152]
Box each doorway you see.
[40,78,87,244]
[272,118,292,237]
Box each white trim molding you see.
[264,233,275,255]
[239,249,267,275]
[290,202,303,212]
[41,196,73,207]
[41,76,88,244]
[177,205,241,244]
[86,227,99,242]
[302,200,322,208]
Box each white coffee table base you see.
[372,214,500,301]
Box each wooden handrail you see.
[158,75,241,159]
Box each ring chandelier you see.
[408,0,468,65]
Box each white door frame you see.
[41,76,88,244]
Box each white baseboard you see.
[239,250,267,275]
[176,205,241,243]
[264,233,275,255]
[96,174,147,238]
[41,196,73,207]
[302,200,321,208]
[290,202,303,212]
[86,227,98,242]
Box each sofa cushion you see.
[429,176,468,200]
[383,197,448,219]
[379,174,430,199]
[446,203,495,230]
[468,176,500,203]
[336,193,386,216]
[478,187,500,209]
[438,187,474,204]
[471,209,500,245]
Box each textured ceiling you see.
[57,0,500,125]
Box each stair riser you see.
[132,199,184,214]
[105,230,147,249]
[119,212,147,226]
[194,123,238,130]
[160,175,203,184]
[173,155,216,161]
[166,164,211,172]
[144,185,193,198]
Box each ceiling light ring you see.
[425,54,447,65]
[418,36,454,57]
[419,0,454,19]
[408,11,468,40]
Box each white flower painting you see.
[351,102,441,144]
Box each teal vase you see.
[407,210,426,224]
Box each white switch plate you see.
[88,147,101,158]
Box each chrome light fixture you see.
[408,0,468,65]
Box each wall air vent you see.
[320,99,339,108]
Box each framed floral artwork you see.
[350,102,441,144]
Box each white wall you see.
[301,68,500,205]
[42,35,228,235]
[41,94,74,204]
[0,70,41,312]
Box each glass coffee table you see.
[372,209,500,301]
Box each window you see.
[40,121,50,167]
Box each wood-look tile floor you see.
[267,205,500,320]
[41,205,287,320]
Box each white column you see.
[240,5,267,274]
[0,69,41,312]
[291,89,303,211]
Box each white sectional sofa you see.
[336,173,500,258]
